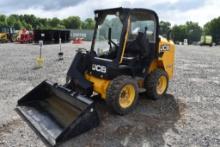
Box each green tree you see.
[38,18,48,29]
[6,15,17,27]
[22,14,37,29]
[0,14,6,26]
[63,16,81,29]
[82,18,95,29]
[49,17,60,28]
[21,20,33,30]
[185,21,202,43]
[172,25,187,42]
[56,24,66,29]
[204,17,220,43]
[14,20,22,30]
[0,14,6,22]
[160,21,171,36]
[48,17,65,29]
[25,24,33,30]
[172,21,202,44]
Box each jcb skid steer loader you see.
[16,8,175,146]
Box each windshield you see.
[94,14,123,58]
[129,12,156,43]
[0,27,8,33]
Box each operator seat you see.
[123,32,150,64]
[119,32,151,76]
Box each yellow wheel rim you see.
[119,84,136,109]
[156,76,167,95]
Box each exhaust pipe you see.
[16,80,99,146]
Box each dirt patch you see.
[0,119,22,137]
[0,118,23,145]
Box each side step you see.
[16,80,100,146]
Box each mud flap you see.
[16,80,99,146]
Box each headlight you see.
[160,44,170,52]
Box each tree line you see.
[160,16,220,44]
[0,13,219,43]
[0,14,95,30]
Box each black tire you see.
[106,75,139,115]
[144,69,169,100]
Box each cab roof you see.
[94,7,158,19]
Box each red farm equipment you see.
[17,29,33,43]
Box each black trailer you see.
[33,29,70,44]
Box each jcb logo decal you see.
[92,64,107,73]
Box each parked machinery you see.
[16,8,175,146]
[200,35,213,46]
[17,29,33,43]
[0,26,16,43]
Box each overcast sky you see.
[0,0,219,26]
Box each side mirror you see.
[167,30,172,41]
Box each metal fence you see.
[69,29,94,41]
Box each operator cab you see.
[90,8,159,78]
[0,26,15,34]
[124,11,157,66]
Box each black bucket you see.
[16,80,99,146]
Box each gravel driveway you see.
[0,43,219,147]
